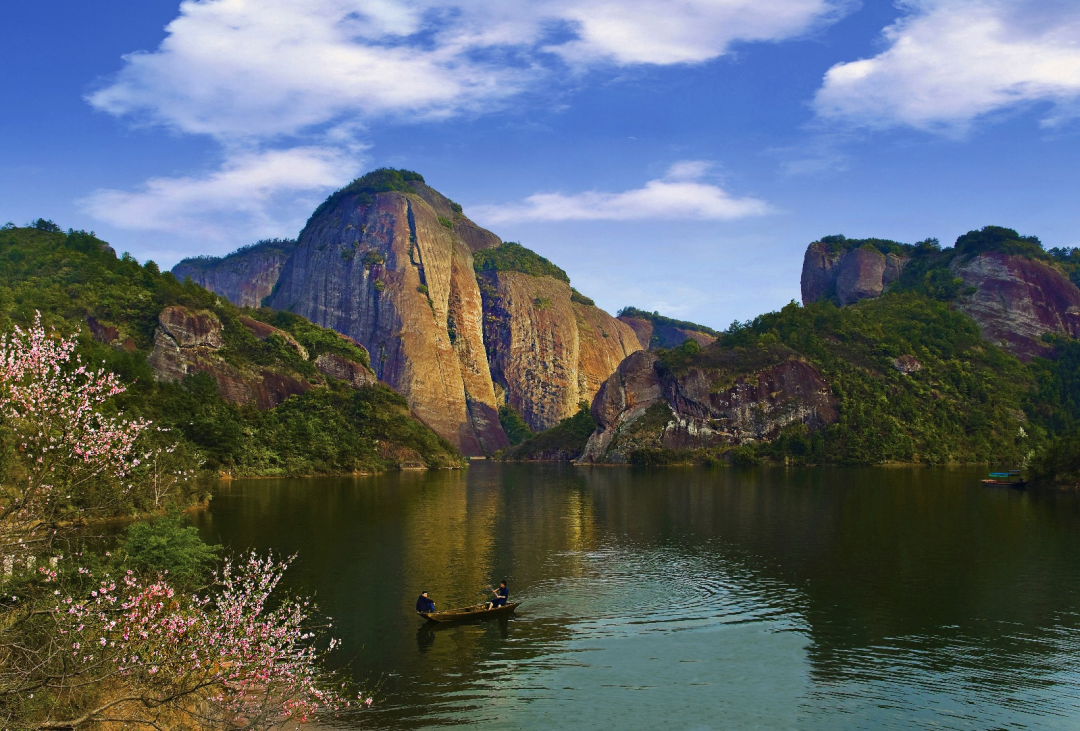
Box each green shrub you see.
[502,402,596,461]
[570,288,595,306]
[360,249,385,269]
[498,405,533,445]
[123,515,221,586]
[473,242,569,282]
[438,216,454,230]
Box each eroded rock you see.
[581,348,838,464]
[480,271,643,431]
[314,353,376,388]
[953,252,1080,360]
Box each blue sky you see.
[3,0,1080,329]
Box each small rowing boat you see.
[419,601,521,623]
[982,471,1027,489]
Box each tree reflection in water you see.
[195,464,1080,730]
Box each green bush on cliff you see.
[498,405,533,445]
[306,168,425,228]
[473,242,570,283]
[570,288,595,306]
[0,226,461,478]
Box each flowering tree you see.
[0,317,368,728]
[2,553,364,729]
[0,313,150,563]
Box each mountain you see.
[580,226,1080,466]
[0,224,463,475]
[615,306,718,349]
[800,228,1080,360]
[175,169,643,455]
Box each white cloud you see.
[89,0,849,140]
[814,0,1080,131]
[83,0,841,243]
[87,0,530,140]
[547,0,846,65]
[471,162,772,223]
[78,146,358,244]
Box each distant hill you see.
[581,226,1080,468]
[616,306,718,349]
[0,224,463,476]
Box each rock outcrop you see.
[802,242,908,306]
[952,252,1080,360]
[266,183,510,455]
[800,233,1080,362]
[580,348,838,464]
[173,240,297,308]
[146,305,378,410]
[480,271,642,431]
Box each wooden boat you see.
[981,471,1027,489]
[419,601,521,623]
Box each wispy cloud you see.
[82,0,845,244]
[78,147,359,247]
[471,162,772,223]
[814,0,1080,132]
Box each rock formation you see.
[800,232,1080,362]
[479,271,642,431]
[952,252,1080,360]
[617,316,716,349]
[174,240,297,308]
[264,178,510,456]
[179,171,642,455]
[580,347,837,463]
[147,305,376,410]
[801,242,908,306]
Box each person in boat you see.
[489,581,509,608]
[416,591,436,614]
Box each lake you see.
[193,463,1080,730]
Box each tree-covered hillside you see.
[0,224,464,477]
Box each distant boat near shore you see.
[982,471,1027,489]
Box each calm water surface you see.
[193,464,1080,730]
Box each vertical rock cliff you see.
[479,271,642,431]
[267,183,509,456]
[801,239,908,306]
[952,251,1080,359]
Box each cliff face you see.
[266,188,509,455]
[173,240,296,308]
[479,271,642,431]
[953,252,1080,359]
[801,243,908,306]
[174,171,642,455]
[580,348,837,463]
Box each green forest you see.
[637,227,1080,474]
[0,224,463,489]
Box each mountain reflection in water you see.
[193,463,1080,730]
